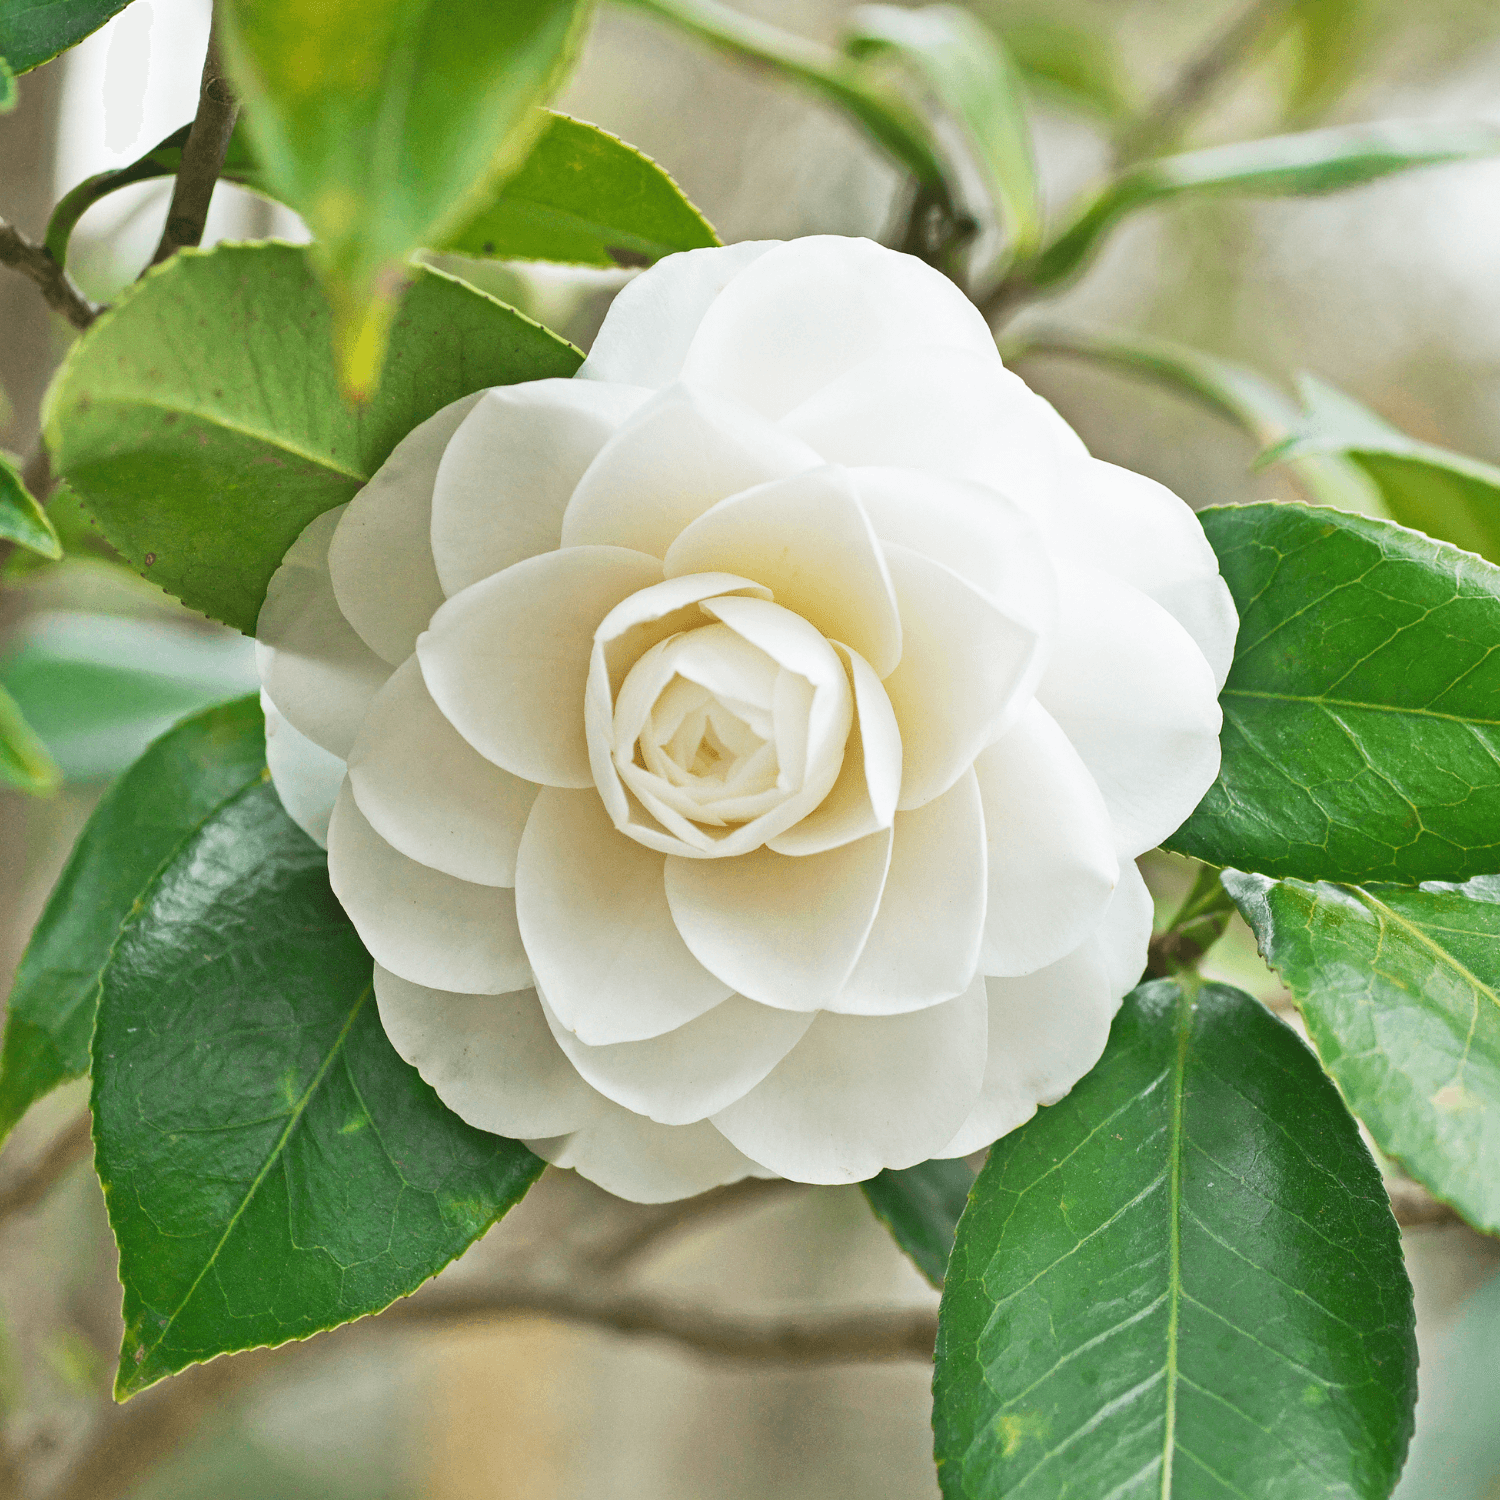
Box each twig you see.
[148,10,239,267]
[0,1114,93,1228]
[1115,0,1291,165]
[0,217,99,330]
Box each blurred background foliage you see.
[3,0,1500,1495]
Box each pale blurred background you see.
[3,1,1500,1495]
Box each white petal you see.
[327,394,482,665]
[711,974,988,1183]
[515,788,733,1044]
[1038,565,1222,858]
[529,1106,768,1204]
[830,768,986,1015]
[975,701,1119,978]
[782,348,1060,520]
[766,643,900,856]
[419,545,663,788]
[560,383,822,559]
[374,965,600,1138]
[256,506,390,757]
[262,692,345,849]
[664,829,892,1010]
[664,466,902,677]
[881,541,1044,810]
[347,655,538,887]
[851,466,1057,643]
[1049,459,1238,689]
[429,379,649,597]
[680,236,998,420]
[936,868,1151,1158]
[327,782,530,994]
[542,992,813,1126]
[578,240,780,388]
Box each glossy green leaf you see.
[0,52,16,110]
[846,5,1040,267]
[620,0,949,194]
[1168,502,1500,883]
[0,697,264,1147]
[0,610,256,780]
[0,449,61,558]
[1027,119,1500,291]
[861,1158,975,1288]
[933,979,1416,1500]
[444,110,718,267]
[0,0,132,73]
[1003,325,1381,512]
[1227,870,1500,1236]
[44,242,580,633]
[219,0,592,393]
[94,774,543,1397]
[1000,19,1131,121]
[0,680,59,797]
[1263,375,1500,562]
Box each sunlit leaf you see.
[0,449,61,558]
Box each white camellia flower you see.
[256,236,1236,1203]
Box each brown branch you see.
[0,216,99,330]
[0,1114,93,1228]
[148,11,239,267]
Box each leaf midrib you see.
[123,982,372,1390]
[1224,688,1500,729]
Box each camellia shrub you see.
[2,0,1499,1495]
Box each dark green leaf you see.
[0,680,59,798]
[94,776,543,1397]
[861,1158,975,1288]
[1168,502,1500,883]
[220,0,591,393]
[846,5,1040,267]
[0,0,132,74]
[932,979,1416,1500]
[1227,870,1500,1236]
[44,242,580,633]
[0,449,61,558]
[620,0,950,194]
[1263,375,1500,563]
[0,610,256,780]
[1004,325,1381,512]
[1028,120,1500,291]
[0,697,264,1147]
[1000,19,1132,121]
[444,110,718,267]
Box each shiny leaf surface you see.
[0,449,60,558]
[1228,870,1500,1235]
[933,979,1416,1499]
[1169,502,1500,883]
[94,776,543,1397]
[0,697,264,1147]
[861,1158,975,1288]
[0,0,131,72]
[44,242,580,633]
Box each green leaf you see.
[219,0,592,393]
[1027,119,1500,291]
[0,680,59,797]
[0,449,61,558]
[443,110,718,267]
[0,697,265,1148]
[1002,325,1382,513]
[0,610,256,781]
[44,241,580,634]
[932,979,1416,1500]
[861,1158,975,1288]
[1262,374,1500,562]
[1227,870,1500,1236]
[619,0,950,196]
[0,0,132,74]
[93,774,543,1397]
[0,52,16,110]
[845,5,1040,268]
[1000,19,1132,121]
[1168,501,1500,883]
